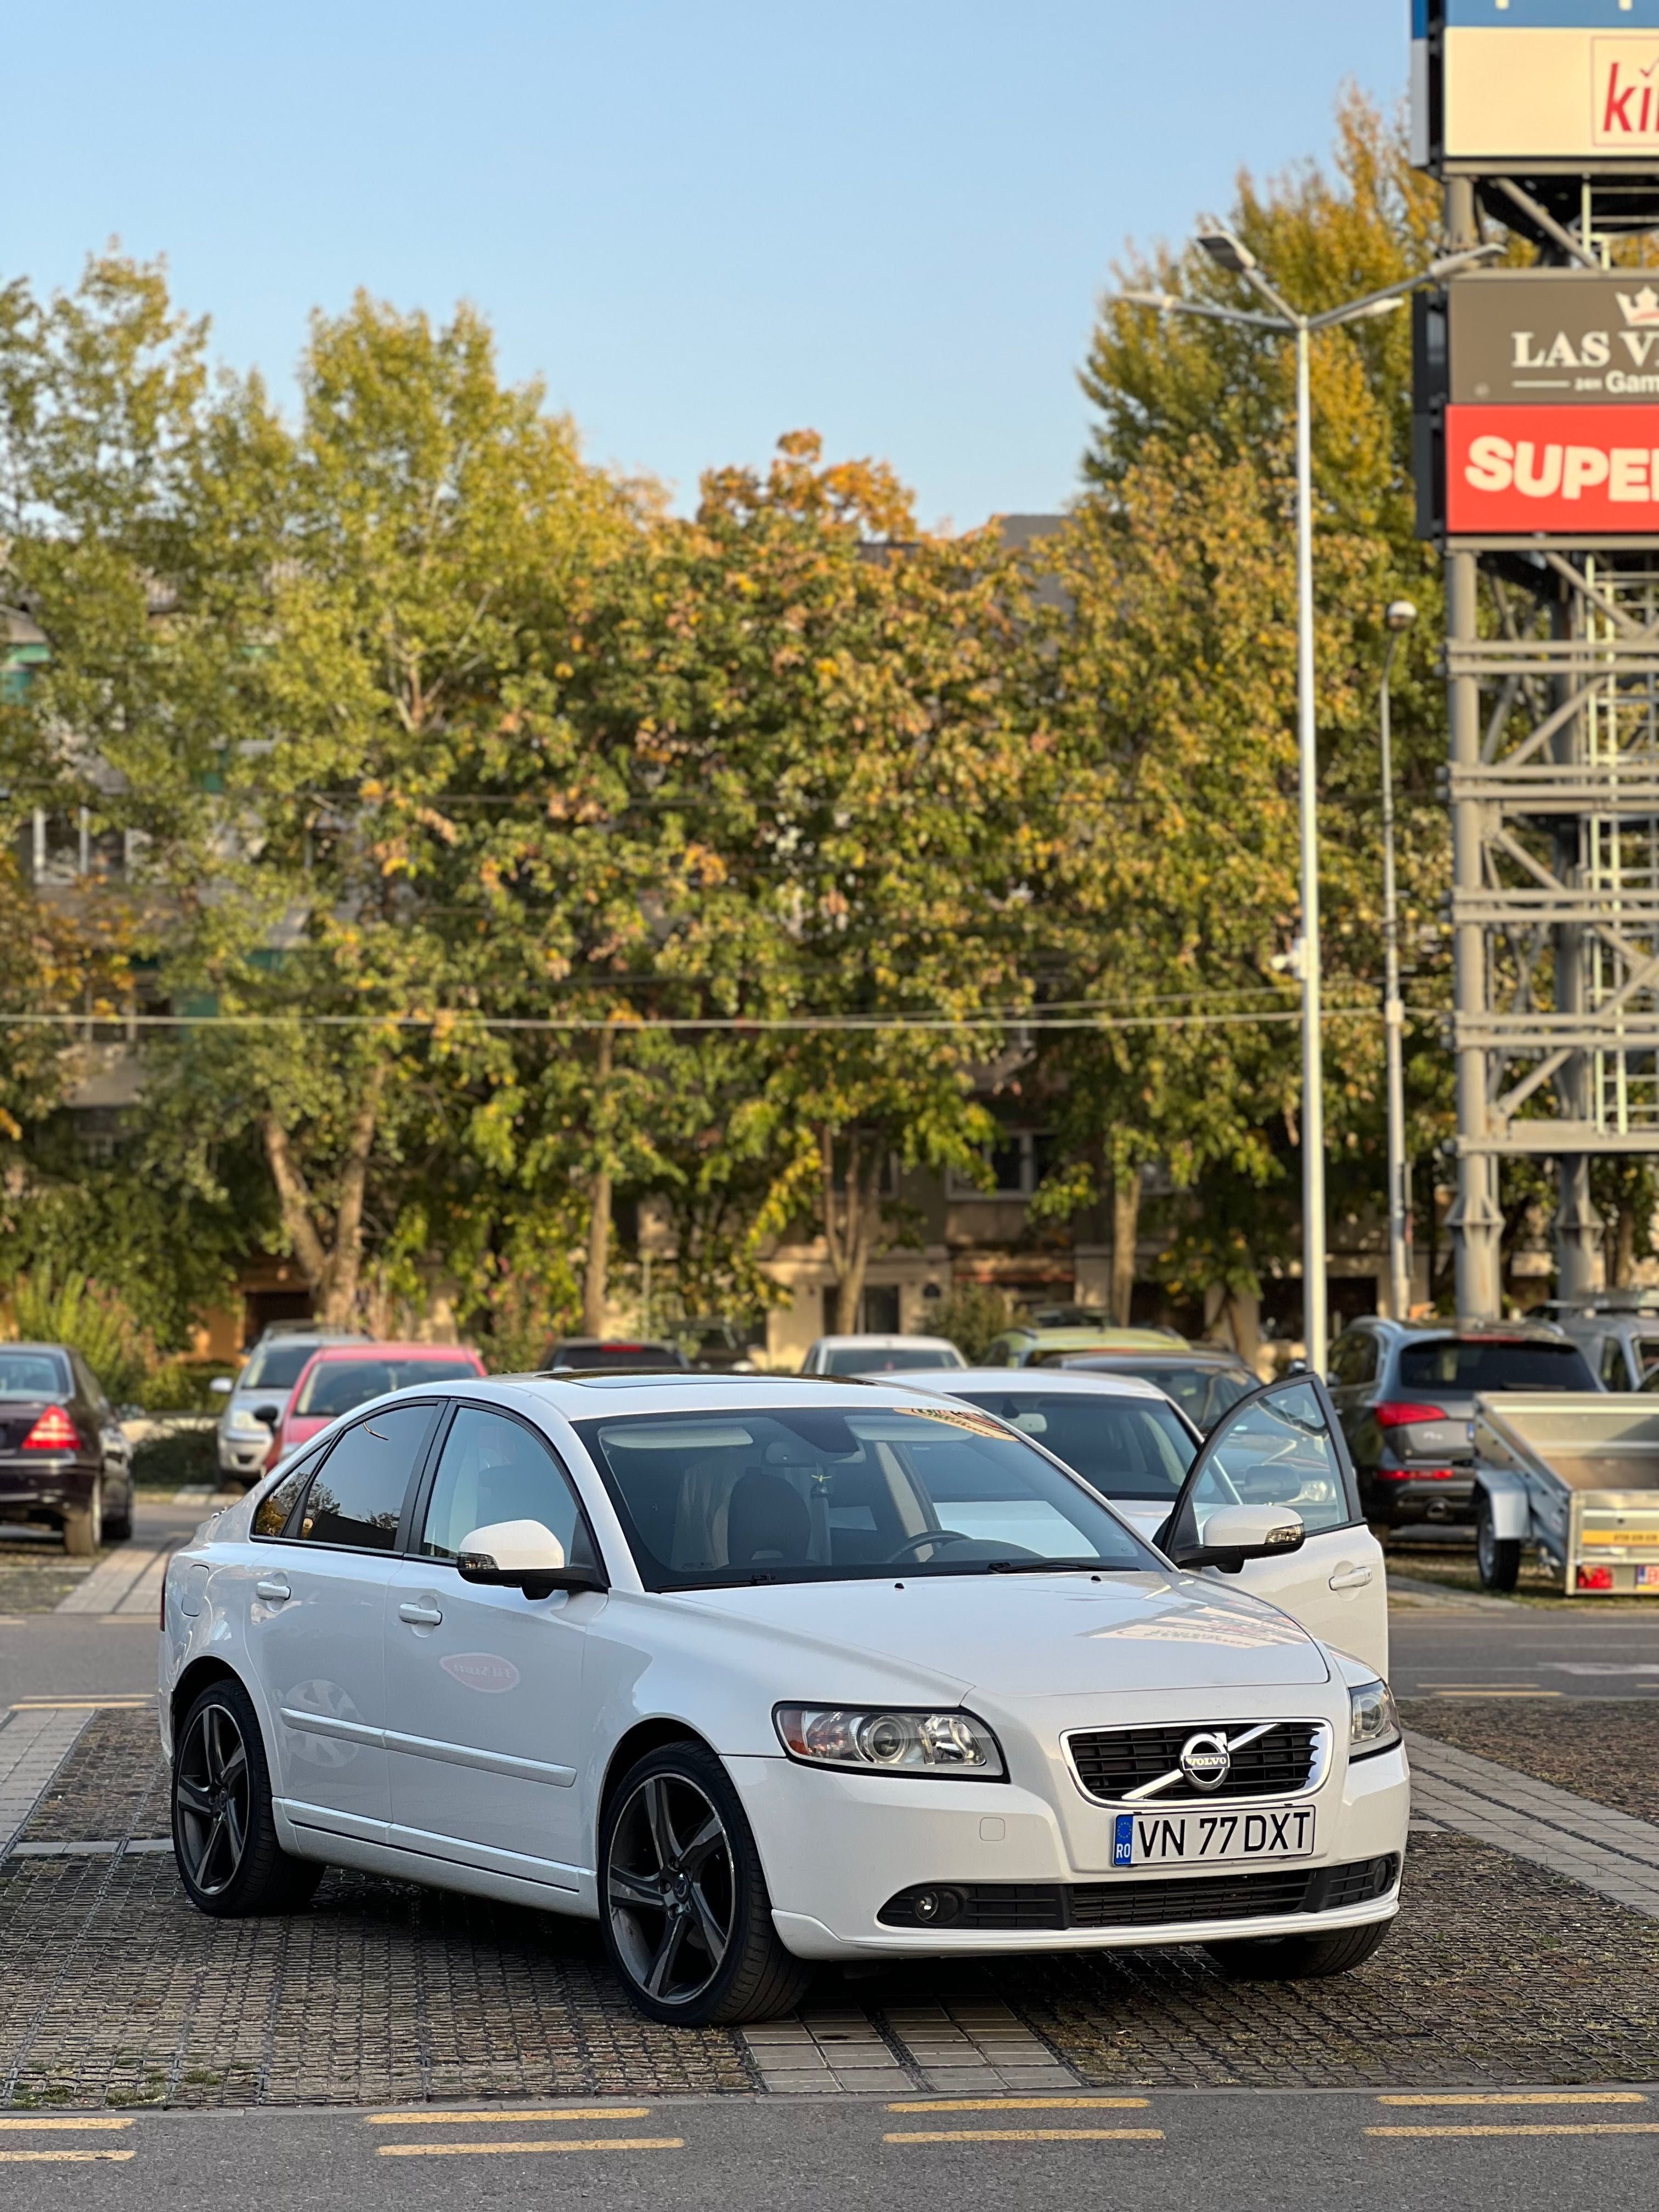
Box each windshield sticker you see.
[885,1405,1014,1440]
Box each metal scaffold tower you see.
[1431,160,1659,1316]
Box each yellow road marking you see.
[1378,2092,1648,2107]
[0,2118,133,2130]
[1367,2124,1659,2139]
[7,1698,153,1711]
[0,2149,137,2163]
[884,2129,1164,2144]
[376,2137,682,2158]
[366,2107,650,2125]
[888,2097,1150,2112]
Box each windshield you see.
[1397,1339,1595,1392]
[828,1344,961,1375]
[0,1350,69,1398]
[951,1390,1197,1499]
[240,1341,322,1392]
[573,1404,1156,1588]
[1116,1364,1256,1431]
[293,1357,479,1418]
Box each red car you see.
[264,1341,486,1470]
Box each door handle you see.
[1327,1564,1373,1592]
[398,1601,444,1628]
[255,1578,291,1602]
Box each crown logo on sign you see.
[1617,286,1659,326]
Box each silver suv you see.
[212,1328,367,1482]
[1539,1295,1659,1391]
[1324,1317,1600,1534]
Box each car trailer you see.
[1471,1395,1659,1596]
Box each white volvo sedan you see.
[158,1373,1408,2026]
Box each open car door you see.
[1158,1373,1388,1678]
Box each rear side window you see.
[0,1351,70,1397]
[294,1403,437,1550]
[1397,1339,1595,1392]
[253,1453,320,1538]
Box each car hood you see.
[670,1571,1330,1698]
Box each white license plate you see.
[1111,1805,1316,1869]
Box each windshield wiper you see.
[983,1558,1107,1575]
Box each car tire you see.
[599,1741,812,2028]
[1204,1917,1392,1980]
[103,1485,133,1544]
[63,1479,102,1558]
[1475,1495,1520,1593]
[172,1676,324,1918]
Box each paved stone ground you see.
[0,1539,91,1617]
[0,1708,1656,2107]
[1403,1697,1659,1824]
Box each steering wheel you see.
[886,1527,983,1564]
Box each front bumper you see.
[217,1428,270,1477]
[729,1740,1409,1960]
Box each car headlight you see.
[1349,1679,1402,1760]
[774,1705,1006,1779]
[228,1409,268,1436]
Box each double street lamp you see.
[1114,228,1494,1372]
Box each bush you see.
[129,1424,220,1490]
[4,1266,156,1404]
[136,1359,238,1413]
[928,1282,1014,1363]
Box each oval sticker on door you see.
[438,1651,521,1695]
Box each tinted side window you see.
[420,1407,595,1570]
[253,1452,321,1539]
[1329,1331,1375,1387]
[1600,1336,1627,1388]
[296,1403,436,1551]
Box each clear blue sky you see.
[12,3,1406,528]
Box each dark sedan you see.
[0,1341,133,1553]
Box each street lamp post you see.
[1380,597,1418,1324]
[1115,233,1495,1374]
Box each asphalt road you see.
[1,2090,1655,2212]
[0,1499,207,1707]
[1389,1604,1659,1697]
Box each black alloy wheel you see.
[174,1696,251,1898]
[171,1676,323,1917]
[599,1742,811,2026]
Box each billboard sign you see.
[1414,0,1659,168]
[1450,271,1659,402]
[1430,273,1659,535]
[1447,405,1659,530]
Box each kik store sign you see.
[1415,1,1659,168]
[1446,272,1659,534]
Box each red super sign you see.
[1447,403,1659,534]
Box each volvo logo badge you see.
[1178,1731,1232,1792]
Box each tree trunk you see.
[823,1128,883,1333]
[1110,1169,1141,1326]
[583,1023,616,1337]
[1612,1199,1637,1290]
[259,1061,385,1329]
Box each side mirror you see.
[210,1376,234,1397]
[253,1404,280,1427]
[1171,1504,1306,1573]
[458,1519,607,1598]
